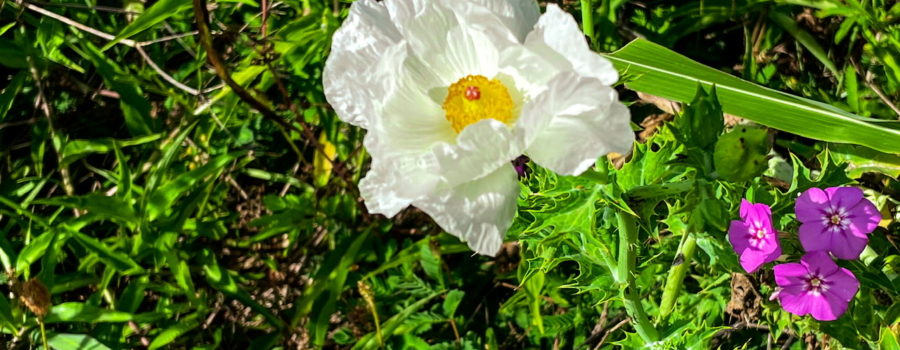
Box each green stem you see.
[39,319,49,350]
[658,234,697,320]
[616,211,659,343]
[581,0,595,42]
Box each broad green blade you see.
[604,39,900,154]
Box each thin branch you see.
[26,55,79,216]
[595,319,630,349]
[16,0,137,46]
[164,23,198,57]
[0,118,38,130]
[191,0,292,130]
[15,0,213,96]
[135,46,201,95]
[25,0,140,14]
[139,31,199,45]
[865,74,900,119]
[851,57,900,119]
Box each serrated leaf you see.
[881,327,900,350]
[713,125,769,182]
[826,144,900,179]
[353,291,443,350]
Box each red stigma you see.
[465,86,481,101]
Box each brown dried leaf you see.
[20,278,51,318]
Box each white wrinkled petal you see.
[372,52,457,154]
[498,45,559,102]
[459,0,539,42]
[359,136,441,217]
[407,20,503,86]
[524,73,635,175]
[323,0,401,128]
[524,4,618,85]
[414,165,519,256]
[433,119,522,186]
[383,0,428,26]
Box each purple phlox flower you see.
[728,199,782,273]
[772,251,859,321]
[795,187,881,260]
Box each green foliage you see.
[714,125,771,182]
[0,0,898,349]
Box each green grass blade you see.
[47,333,112,350]
[44,302,134,323]
[146,152,241,221]
[769,10,839,76]
[604,39,900,153]
[102,0,192,50]
[71,232,143,274]
[147,313,202,350]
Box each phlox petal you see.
[847,199,881,238]
[728,220,751,255]
[798,221,831,253]
[795,187,829,223]
[826,231,868,260]
[801,251,840,275]
[824,267,859,303]
[824,187,864,211]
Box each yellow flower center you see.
[809,277,822,287]
[830,214,842,225]
[441,75,515,133]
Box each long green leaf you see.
[0,294,17,333]
[16,231,59,274]
[102,0,192,50]
[71,232,143,274]
[47,333,112,350]
[147,314,201,350]
[0,38,26,68]
[34,194,138,226]
[60,134,162,166]
[45,302,133,323]
[769,10,838,75]
[604,39,900,153]
[353,291,444,350]
[200,249,285,329]
[0,71,26,122]
[145,152,241,221]
[73,42,154,137]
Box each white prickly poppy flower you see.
[324,0,635,256]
